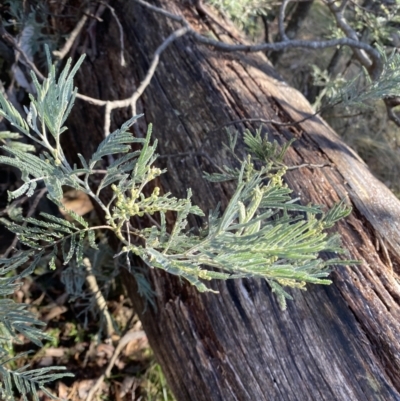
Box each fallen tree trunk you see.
[63,1,400,399]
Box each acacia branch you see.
[134,0,383,79]
[137,0,398,129]
[324,0,400,126]
[1,187,48,259]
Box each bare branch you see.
[128,27,189,110]
[279,0,291,41]
[384,98,400,126]
[134,0,383,79]
[158,151,225,173]
[195,31,380,56]
[337,0,350,12]
[83,257,115,338]
[325,1,374,75]
[74,24,189,135]
[135,0,185,22]
[286,162,333,170]
[209,101,342,132]
[74,25,189,135]
[0,25,45,80]
[104,101,112,136]
[75,93,107,106]
[53,11,89,60]
[101,1,126,66]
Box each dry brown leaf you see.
[61,189,94,217]
[123,334,148,356]
[57,381,70,400]
[96,343,115,358]
[42,305,68,322]
[44,347,66,358]
[77,379,107,400]
[119,376,137,398]
[38,356,54,367]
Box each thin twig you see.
[278,0,291,41]
[325,0,373,75]
[158,151,225,173]
[86,330,146,401]
[211,115,315,131]
[77,26,189,136]
[125,221,131,270]
[104,100,112,135]
[285,162,332,170]
[194,0,242,42]
[75,92,107,106]
[134,0,383,78]
[144,213,163,230]
[110,25,190,131]
[53,11,89,60]
[100,1,126,66]
[135,0,184,22]
[210,104,334,132]
[0,25,45,80]
[191,31,381,63]
[83,257,115,338]
[2,0,386,136]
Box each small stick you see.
[86,330,146,401]
[53,11,89,60]
[83,257,115,338]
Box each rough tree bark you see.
[62,0,400,400]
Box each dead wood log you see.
[63,1,400,399]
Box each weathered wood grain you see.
[63,1,400,399]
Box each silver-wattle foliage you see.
[0,51,356,399]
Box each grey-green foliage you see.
[310,1,400,110]
[331,1,400,47]
[0,51,355,399]
[0,132,35,153]
[202,128,354,306]
[206,0,273,36]
[209,0,400,113]
[4,0,58,57]
[0,250,73,400]
[313,49,400,110]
